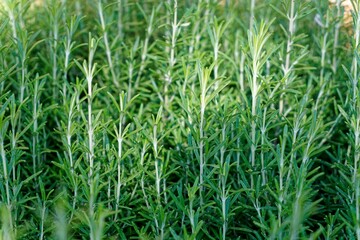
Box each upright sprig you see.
[47,0,64,100]
[135,5,159,93]
[57,84,81,221]
[97,0,119,89]
[29,74,47,186]
[108,91,137,221]
[2,0,19,40]
[188,1,201,57]
[62,15,81,104]
[75,33,103,240]
[196,61,228,206]
[247,20,274,188]
[289,107,325,240]
[275,0,310,115]
[198,62,210,207]
[332,0,342,73]
[163,0,189,112]
[250,0,256,32]
[146,106,169,240]
[214,101,237,240]
[0,97,13,236]
[337,1,360,238]
[208,18,229,90]
[237,0,256,92]
[339,20,360,240]
[152,106,164,206]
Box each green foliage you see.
[0,0,357,239]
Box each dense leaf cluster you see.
[0,0,357,239]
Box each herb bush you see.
[0,0,358,239]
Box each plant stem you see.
[135,7,156,92]
[220,122,228,240]
[153,121,161,203]
[63,16,78,105]
[117,0,123,39]
[351,3,360,237]
[77,35,99,230]
[247,21,273,190]
[114,93,126,220]
[0,122,11,218]
[250,0,255,31]
[32,78,41,176]
[98,0,118,89]
[140,140,150,209]
[164,0,178,111]
[199,66,206,206]
[66,92,77,220]
[332,0,341,73]
[250,47,258,189]
[280,0,295,115]
[39,202,46,240]
[51,3,60,100]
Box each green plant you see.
[0,0,359,239]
